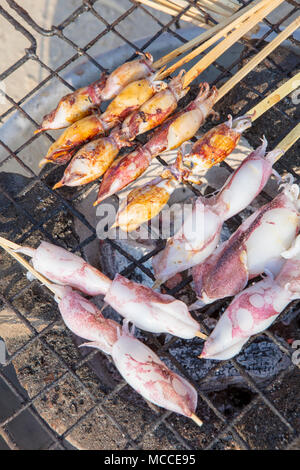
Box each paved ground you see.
[0,0,299,450]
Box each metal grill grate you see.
[0,0,299,450]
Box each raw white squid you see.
[16,241,111,296]
[53,285,120,355]
[200,234,300,360]
[112,323,201,423]
[192,181,300,307]
[104,273,202,339]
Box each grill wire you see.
[0,0,299,450]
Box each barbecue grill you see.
[0,0,299,450]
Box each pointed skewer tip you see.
[52,181,64,190]
[195,331,208,340]
[152,279,162,290]
[190,413,203,428]
[34,128,44,135]
[39,159,48,168]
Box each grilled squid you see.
[200,234,300,360]
[53,285,120,355]
[152,139,281,285]
[114,115,252,232]
[104,273,202,339]
[40,74,165,167]
[111,323,201,424]
[121,71,188,140]
[182,114,252,174]
[94,83,218,205]
[35,75,107,134]
[35,53,154,133]
[191,181,300,308]
[15,241,111,296]
[52,127,132,188]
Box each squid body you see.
[104,273,201,339]
[16,241,111,296]
[54,285,120,355]
[120,71,188,140]
[52,127,131,188]
[52,73,188,189]
[112,324,199,420]
[201,234,300,360]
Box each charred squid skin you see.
[94,83,218,205]
[52,127,132,189]
[36,53,154,134]
[120,71,188,140]
[100,52,154,101]
[35,73,108,134]
[39,113,108,167]
[41,73,164,168]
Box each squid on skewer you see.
[200,234,300,360]
[13,240,205,340]
[152,139,282,285]
[15,241,111,296]
[40,74,165,167]
[114,114,252,232]
[53,284,120,356]
[52,72,187,189]
[111,323,202,426]
[94,83,218,205]
[104,273,204,339]
[191,181,300,308]
[35,52,154,133]
[52,127,132,189]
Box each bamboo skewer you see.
[182,0,284,88]
[152,0,207,24]
[195,330,208,340]
[156,0,270,78]
[275,123,300,156]
[0,236,21,250]
[190,413,203,427]
[0,237,59,297]
[248,72,300,121]
[216,16,300,102]
[167,0,237,17]
[153,0,266,69]
[136,0,208,27]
